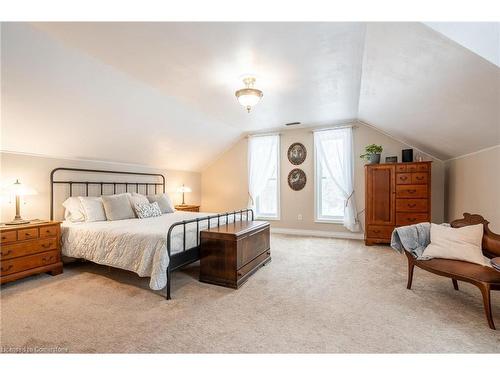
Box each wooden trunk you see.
[365,161,432,245]
[200,221,271,288]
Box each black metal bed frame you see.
[50,167,253,299]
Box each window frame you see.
[314,132,345,224]
[254,135,280,221]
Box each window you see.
[314,128,353,223]
[248,134,280,219]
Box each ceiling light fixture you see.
[235,77,263,113]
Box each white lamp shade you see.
[177,185,192,193]
[2,180,37,197]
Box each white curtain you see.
[314,127,359,232]
[247,134,279,209]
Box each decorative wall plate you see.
[288,168,307,191]
[287,142,307,165]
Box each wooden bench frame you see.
[405,213,500,330]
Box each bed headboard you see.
[50,167,166,220]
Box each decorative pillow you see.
[79,197,107,222]
[62,196,85,222]
[147,193,174,214]
[129,192,149,216]
[134,202,162,219]
[101,193,135,221]
[422,223,487,266]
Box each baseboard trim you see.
[270,227,364,240]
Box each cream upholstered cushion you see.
[101,193,135,221]
[147,193,174,214]
[79,197,107,222]
[62,197,85,222]
[422,223,487,266]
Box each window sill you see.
[256,216,280,221]
[315,218,344,224]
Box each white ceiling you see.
[1,22,499,170]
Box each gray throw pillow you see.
[102,193,136,221]
[135,202,162,219]
[147,193,174,214]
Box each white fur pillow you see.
[422,223,486,266]
[62,196,85,222]
[79,197,107,222]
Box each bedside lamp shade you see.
[176,184,192,205]
[3,179,37,225]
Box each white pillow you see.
[101,193,135,221]
[129,192,150,216]
[422,223,487,266]
[134,201,162,219]
[62,197,85,222]
[79,197,107,222]
[147,193,174,214]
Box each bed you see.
[51,167,253,299]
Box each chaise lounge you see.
[404,213,500,330]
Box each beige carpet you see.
[1,234,499,353]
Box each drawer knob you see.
[407,218,417,222]
[373,230,380,233]
[1,265,13,272]
[2,250,12,256]
[25,233,31,236]
[46,230,51,233]
[416,176,424,180]
[408,203,416,208]
[400,176,407,180]
[41,243,51,249]
[42,256,55,262]
[1,236,7,240]
[408,190,416,194]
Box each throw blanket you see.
[390,222,431,258]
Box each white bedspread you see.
[61,211,240,290]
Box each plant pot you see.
[367,154,381,164]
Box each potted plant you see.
[360,144,383,164]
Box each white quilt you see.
[61,211,240,290]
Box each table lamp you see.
[3,179,38,225]
[176,184,192,205]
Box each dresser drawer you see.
[17,228,38,241]
[395,165,407,173]
[1,238,58,260]
[238,226,270,269]
[411,173,428,184]
[1,231,17,244]
[396,173,412,185]
[39,225,58,238]
[396,185,428,198]
[396,213,429,226]
[407,164,418,172]
[237,250,270,281]
[366,225,394,239]
[396,199,428,212]
[0,250,59,276]
[416,163,429,172]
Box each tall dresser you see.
[365,161,431,245]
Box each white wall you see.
[0,152,201,222]
[202,122,445,234]
[445,146,500,232]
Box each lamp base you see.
[4,218,31,226]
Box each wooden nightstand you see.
[175,205,200,212]
[0,220,63,284]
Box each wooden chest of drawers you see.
[0,221,63,284]
[365,161,431,245]
[200,221,271,289]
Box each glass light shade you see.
[3,179,37,197]
[235,88,263,107]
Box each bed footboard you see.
[165,208,254,299]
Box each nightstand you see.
[175,205,200,212]
[0,220,63,284]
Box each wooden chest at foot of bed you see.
[0,221,63,284]
[200,221,271,289]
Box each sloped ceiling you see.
[1,22,499,171]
